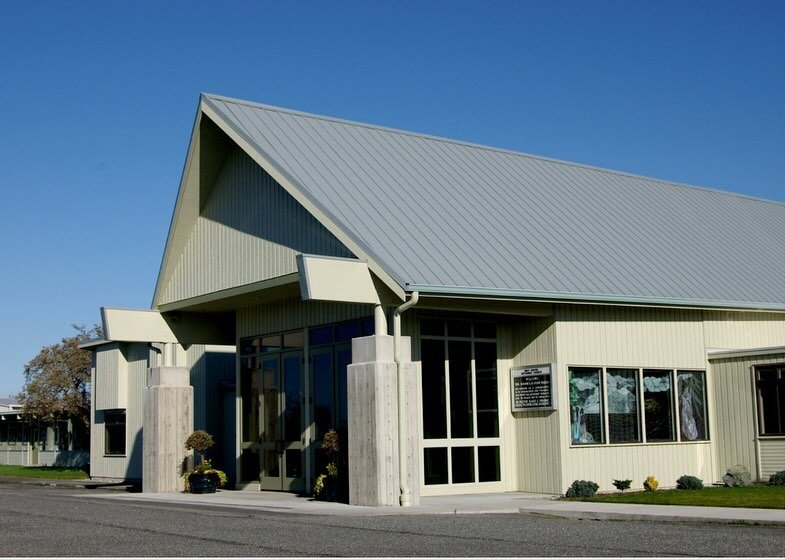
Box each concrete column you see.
[143,366,193,493]
[347,335,421,506]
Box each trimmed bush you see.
[643,475,659,491]
[676,475,704,490]
[612,479,632,492]
[768,470,785,486]
[565,480,599,499]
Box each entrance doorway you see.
[259,351,304,491]
[238,318,374,492]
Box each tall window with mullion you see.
[756,366,785,436]
[677,371,709,440]
[420,319,500,486]
[643,370,675,442]
[606,369,640,443]
[569,368,604,445]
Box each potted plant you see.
[313,428,340,501]
[183,430,227,493]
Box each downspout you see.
[394,291,419,506]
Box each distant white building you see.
[85,94,785,504]
[0,398,88,467]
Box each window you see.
[568,366,708,445]
[643,370,675,442]
[756,366,785,436]
[420,319,501,486]
[677,371,709,440]
[104,411,126,455]
[606,369,640,443]
[569,368,604,445]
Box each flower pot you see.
[324,476,339,501]
[188,472,219,494]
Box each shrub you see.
[322,429,340,455]
[565,480,599,498]
[676,475,704,490]
[768,470,785,486]
[612,479,632,492]
[185,430,215,465]
[643,475,658,491]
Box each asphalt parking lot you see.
[1,482,784,556]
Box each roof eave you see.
[405,284,785,313]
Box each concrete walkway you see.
[3,476,783,525]
[79,488,785,525]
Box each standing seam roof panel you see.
[203,94,785,309]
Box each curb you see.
[520,508,785,526]
[0,476,140,492]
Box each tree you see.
[18,324,102,429]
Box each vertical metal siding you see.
[704,312,785,482]
[94,344,127,411]
[91,343,147,481]
[124,343,148,480]
[703,311,785,349]
[159,148,353,305]
[711,352,785,482]
[237,298,373,339]
[505,317,562,494]
[555,304,714,491]
[556,305,706,369]
[710,356,756,480]
[187,345,207,431]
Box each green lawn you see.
[0,465,89,480]
[586,485,785,509]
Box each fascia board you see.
[101,307,178,343]
[156,272,299,312]
[200,97,406,302]
[708,346,785,360]
[296,254,381,304]
[151,104,204,309]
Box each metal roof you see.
[202,93,785,311]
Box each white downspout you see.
[394,291,419,506]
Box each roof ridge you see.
[202,93,785,210]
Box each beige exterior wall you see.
[90,343,149,481]
[158,148,353,306]
[761,439,785,478]
[237,298,375,340]
[703,312,785,482]
[503,317,562,494]
[710,351,785,482]
[554,305,712,491]
[94,343,128,411]
[702,311,785,350]
[228,300,785,494]
[551,305,785,491]
[90,341,234,482]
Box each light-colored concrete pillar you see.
[347,334,420,506]
[143,366,193,493]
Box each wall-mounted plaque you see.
[511,364,556,411]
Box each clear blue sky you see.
[1,1,783,397]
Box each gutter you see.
[405,284,785,313]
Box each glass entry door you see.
[309,344,351,494]
[259,351,305,491]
